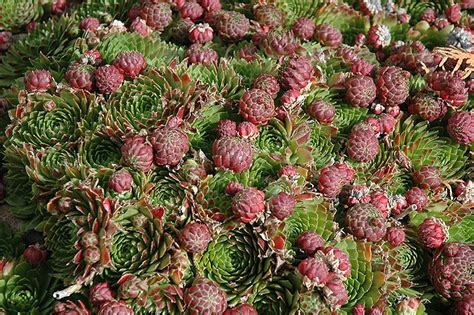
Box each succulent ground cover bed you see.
[0,0,473,314]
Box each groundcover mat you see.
[0,0,472,314]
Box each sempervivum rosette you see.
[255,116,314,165]
[3,144,36,219]
[147,167,195,226]
[383,236,432,296]
[256,29,301,57]
[0,0,40,31]
[0,259,59,314]
[104,201,174,280]
[195,223,272,305]
[429,242,473,300]
[53,299,90,314]
[44,182,115,288]
[25,144,77,200]
[345,203,387,242]
[272,197,336,254]
[93,167,151,202]
[334,239,385,311]
[6,90,101,148]
[78,133,123,170]
[195,171,242,222]
[247,273,302,314]
[117,273,185,314]
[215,11,250,42]
[185,277,228,314]
[0,225,23,259]
[104,66,208,138]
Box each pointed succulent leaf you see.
[45,182,115,282]
[188,102,230,156]
[186,60,244,101]
[25,144,77,201]
[350,143,409,194]
[275,0,325,26]
[195,171,242,222]
[0,224,24,260]
[121,273,185,314]
[230,58,279,87]
[309,123,336,169]
[333,103,369,135]
[72,0,136,22]
[314,3,370,43]
[0,0,41,31]
[78,133,122,170]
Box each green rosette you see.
[383,236,432,298]
[0,260,59,314]
[6,90,101,148]
[0,16,80,87]
[195,224,272,306]
[104,202,174,279]
[147,168,194,227]
[256,122,288,155]
[78,133,122,170]
[0,0,40,31]
[44,182,115,283]
[308,123,336,169]
[104,66,209,138]
[256,116,313,166]
[42,215,81,281]
[393,117,469,181]
[3,144,36,219]
[333,102,369,135]
[195,171,242,222]
[95,168,152,201]
[278,197,336,252]
[336,239,385,311]
[26,143,77,201]
[350,143,409,194]
[0,224,23,260]
[188,102,229,156]
[186,60,244,101]
[245,155,280,190]
[247,273,302,315]
[72,0,136,22]
[119,274,185,315]
[314,2,370,43]
[275,0,324,26]
[230,57,278,86]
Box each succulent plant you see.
[195,224,271,305]
[0,259,59,314]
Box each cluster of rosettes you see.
[24,49,147,95]
[296,231,351,308]
[113,122,190,197]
